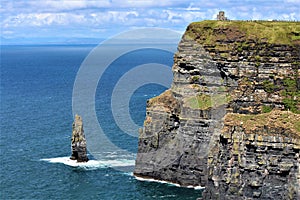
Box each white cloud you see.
[3,13,85,27]
[1,0,300,42]
[32,0,110,11]
[110,0,179,8]
[7,0,187,13]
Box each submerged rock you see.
[70,114,88,162]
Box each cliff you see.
[134,20,300,199]
[204,111,300,199]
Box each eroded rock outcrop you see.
[134,20,300,199]
[203,111,300,199]
[70,114,88,162]
[134,36,226,187]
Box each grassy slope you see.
[225,110,300,137]
[186,20,300,45]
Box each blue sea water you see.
[0,45,203,199]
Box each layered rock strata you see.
[134,20,300,199]
[70,114,89,162]
[203,111,300,199]
[134,36,226,187]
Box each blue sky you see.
[1,0,300,44]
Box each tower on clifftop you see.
[217,11,227,21]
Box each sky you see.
[1,0,300,44]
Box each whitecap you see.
[40,156,135,170]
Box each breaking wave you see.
[134,176,205,190]
[40,156,135,170]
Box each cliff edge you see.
[134,20,300,199]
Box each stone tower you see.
[217,11,227,21]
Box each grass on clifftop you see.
[186,20,300,45]
[147,90,179,112]
[225,110,300,136]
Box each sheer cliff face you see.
[134,37,226,187]
[134,21,300,198]
[204,111,300,200]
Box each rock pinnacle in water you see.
[70,114,88,162]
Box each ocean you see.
[0,44,203,199]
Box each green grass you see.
[225,110,300,135]
[262,105,273,113]
[263,80,277,93]
[187,93,231,109]
[186,20,300,45]
[281,78,300,114]
[191,75,200,83]
[295,121,300,133]
[188,94,212,109]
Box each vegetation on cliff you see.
[224,110,300,137]
[184,20,300,114]
[147,89,179,113]
[136,20,300,199]
[186,93,231,110]
[186,20,300,45]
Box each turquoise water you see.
[0,45,203,199]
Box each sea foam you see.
[41,157,204,189]
[134,176,205,190]
[40,156,135,170]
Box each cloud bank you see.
[1,0,299,43]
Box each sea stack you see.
[70,114,89,162]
